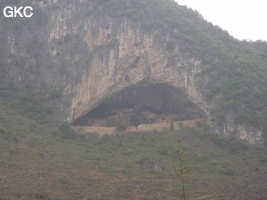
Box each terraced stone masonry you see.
[73,118,208,136]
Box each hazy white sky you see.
[175,0,267,41]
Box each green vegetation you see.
[0,80,62,124]
[0,0,266,199]
[131,111,151,127]
[88,0,267,131]
[170,120,174,131]
[115,122,128,131]
[1,0,267,130]
[0,91,266,199]
[173,139,193,200]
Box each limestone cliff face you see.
[2,0,263,144]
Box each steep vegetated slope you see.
[0,0,267,199]
[0,0,267,143]
[0,89,267,199]
[0,0,267,142]
[90,0,267,138]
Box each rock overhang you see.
[1,1,262,144]
[72,81,207,126]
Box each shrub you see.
[131,111,150,126]
[47,89,62,99]
[0,126,6,134]
[218,168,234,176]
[116,123,127,131]
[58,122,77,140]
[136,156,149,166]
[210,133,226,146]
[170,120,174,131]
[178,122,184,129]
[227,138,250,153]
[259,156,267,163]
[158,145,170,155]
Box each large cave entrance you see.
[73,82,207,129]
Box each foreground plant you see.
[173,139,193,200]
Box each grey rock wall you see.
[1,0,263,144]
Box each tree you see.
[173,139,193,200]
[170,120,174,131]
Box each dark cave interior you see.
[74,83,206,127]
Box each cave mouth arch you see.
[73,82,207,128]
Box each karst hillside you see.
[0,0,267,199]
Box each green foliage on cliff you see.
[0,99,266,199]
[0,0,266,129]
[91,0,267,128]
[0,1,266,199]
[0,79,62,124]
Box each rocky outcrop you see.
[2,0,263,144]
